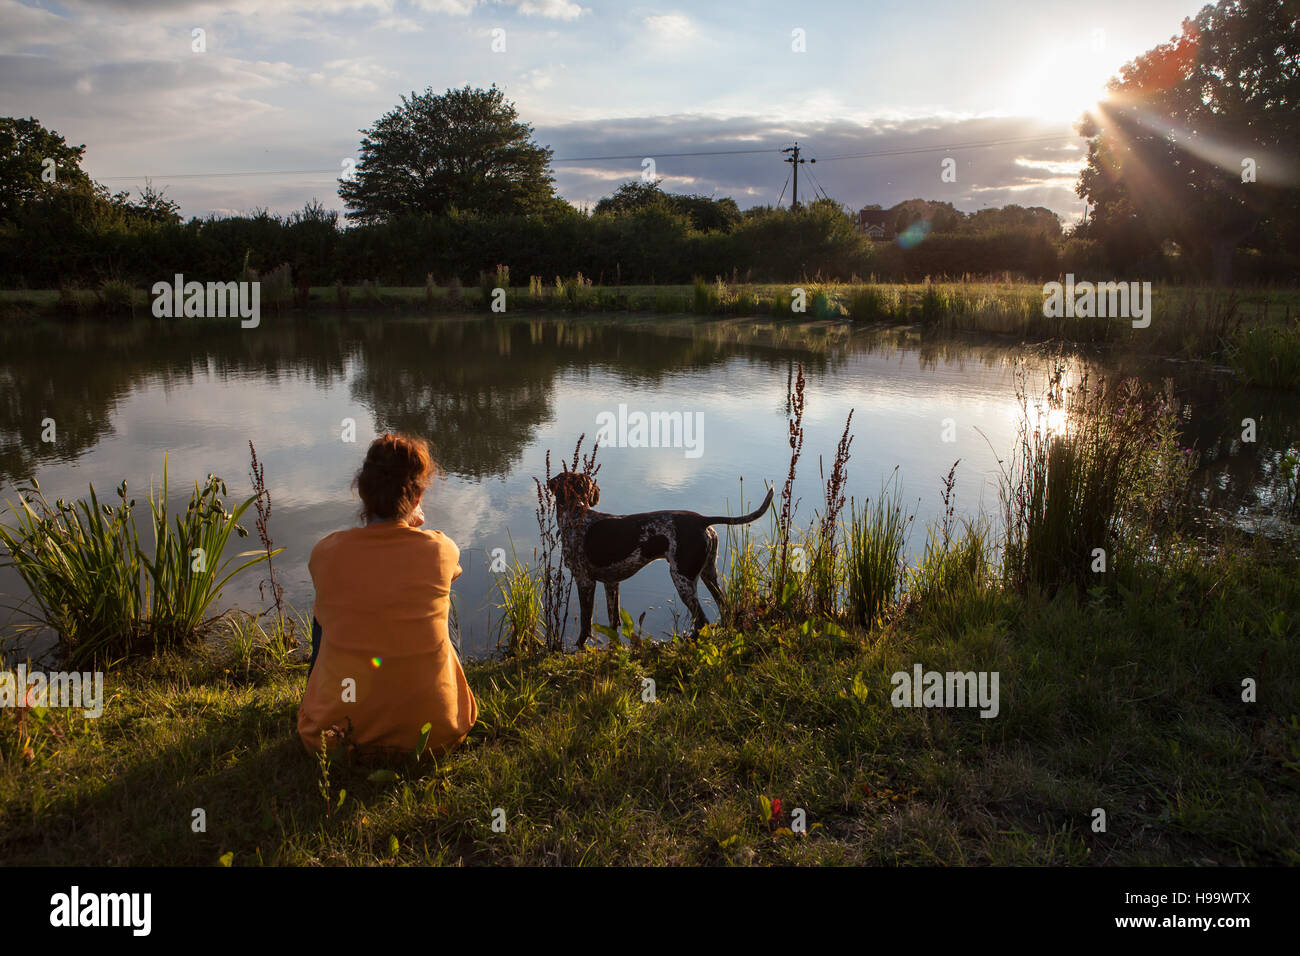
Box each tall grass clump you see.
[262,263,293,313]
[96,278,136,315]
[770,288,795,315]
[528,275,546,307]
[222,607,307,680]
[919,282,950,327]
[721,481,773,631]
[846,286,892,322]
[844,470,911,629]
[556,273,592,309]
[493,544,545,657]
[692,277,718,314]
[908,461,995,633]
[998,363,1197,596]
[1228,324,1300,389]
[480,264,509,309]
[0,459,275,668]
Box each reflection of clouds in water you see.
[2,319,1071,660]
[424,479,510,558]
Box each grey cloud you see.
[539,114,1086,219]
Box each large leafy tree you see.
[1,117,181,231]
[0,116,97,225]
[339,85,557,223]
[1076,0,1300,281]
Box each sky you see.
[0,0,1211,224]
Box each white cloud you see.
[373,16,424,32]
[642,13,697,41]
[516,0,586,20]
[315,57,399,93]
[409,0,478,13]
[1015,156,1085,176]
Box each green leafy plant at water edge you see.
[0,457,277,668]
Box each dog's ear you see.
[588,481,600,506]
[551,473,583,507]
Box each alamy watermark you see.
[151,274,260,327]
[1042,274,1151,328]
[50,886,150,935]
[891,664,999,718]
[594,403,703,459]
[0,665,104,717]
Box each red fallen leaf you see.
[771,798,784,824]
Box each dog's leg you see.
[604,581,621,647]
[576,578,596,648]
[700,528,727,617]
[669,568,709,638]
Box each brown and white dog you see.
[547,472,774,646]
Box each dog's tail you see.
[704,487,774,526]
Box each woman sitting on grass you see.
[298,432,476,758]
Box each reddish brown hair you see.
[353,433,440,523]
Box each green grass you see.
[0,533,1295,866]
[1228,323,1300,389]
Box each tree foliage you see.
[0,116,97,225]
[1075,0,1300,280]
[594,179,742,232]
[339,85,557,223]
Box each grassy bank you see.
[5,279,1298,384]
[0,533,1296,866]
[2,364,1297,866]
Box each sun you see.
[1008,50,1116,122]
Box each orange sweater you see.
[297,521,477,757]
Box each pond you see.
[1,312,1295,660]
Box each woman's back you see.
[298,520,477,756]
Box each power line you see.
[776,172,791,207]
[100,168,339,181]
[807,168,832,202]
[817,132,1071,162]
[98,146,783,182]
[93,131,1076,185]
[552,146,781,163]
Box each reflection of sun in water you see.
[1017,402,1070,438]
[1041,407,1069,436]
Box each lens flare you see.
[370,656,382,668]
[896,220,931,250]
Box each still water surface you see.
[1,313,1293,658]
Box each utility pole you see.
[782,142,815,210]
